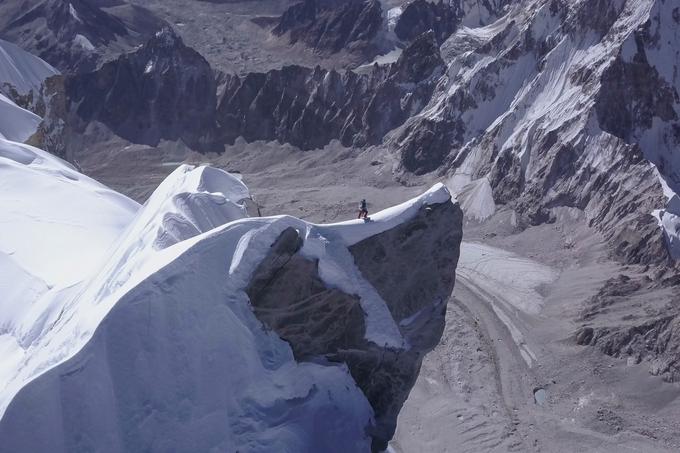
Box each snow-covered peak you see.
[0,137,138,415]
[130,164,251,251]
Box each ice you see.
[457,242,558,315]
[387,7,402,31]
[456,242,558,366]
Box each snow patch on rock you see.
[73,34,95,51]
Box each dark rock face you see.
[247,201,463,451]
[273,0,385,58]
[395,116,459,175]
[26,75,71,161]
[395,0,461,45]
[0,0,166,74]
[348,202,461,350]
[217,31,444,150]
[54,28,218,151]
[247,228,368,359]
[596,48,678,144]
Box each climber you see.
[358,199,369,219]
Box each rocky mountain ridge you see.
[0,0,167,74]
[389,0,680,268]
[218,30,444,150]
[35,0,680,270]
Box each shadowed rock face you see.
[246,200,463,451]
[395,0,461,45]
[247,228,368,358]
[273,0,385,58]
[217,31,444,150]
[55,28,219,151]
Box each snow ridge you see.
[0,161,454,452]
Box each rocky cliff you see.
[576,272,680,383]
[217,30,444,150]
[248,200,461,451]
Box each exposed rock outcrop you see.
[273,0,386,59]
[247,200,463,451]
[217,30,444,150]
[46,27,219,152]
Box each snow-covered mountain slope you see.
[0,161,462,452]
[0,38,58,102]
[0,95,41,142]
[391,0,680,265]
[0,136,138,412]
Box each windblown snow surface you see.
[0,137,138,404]
[0,142,452,451]
[0,94,41,142]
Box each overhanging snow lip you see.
[312,182,455,247]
